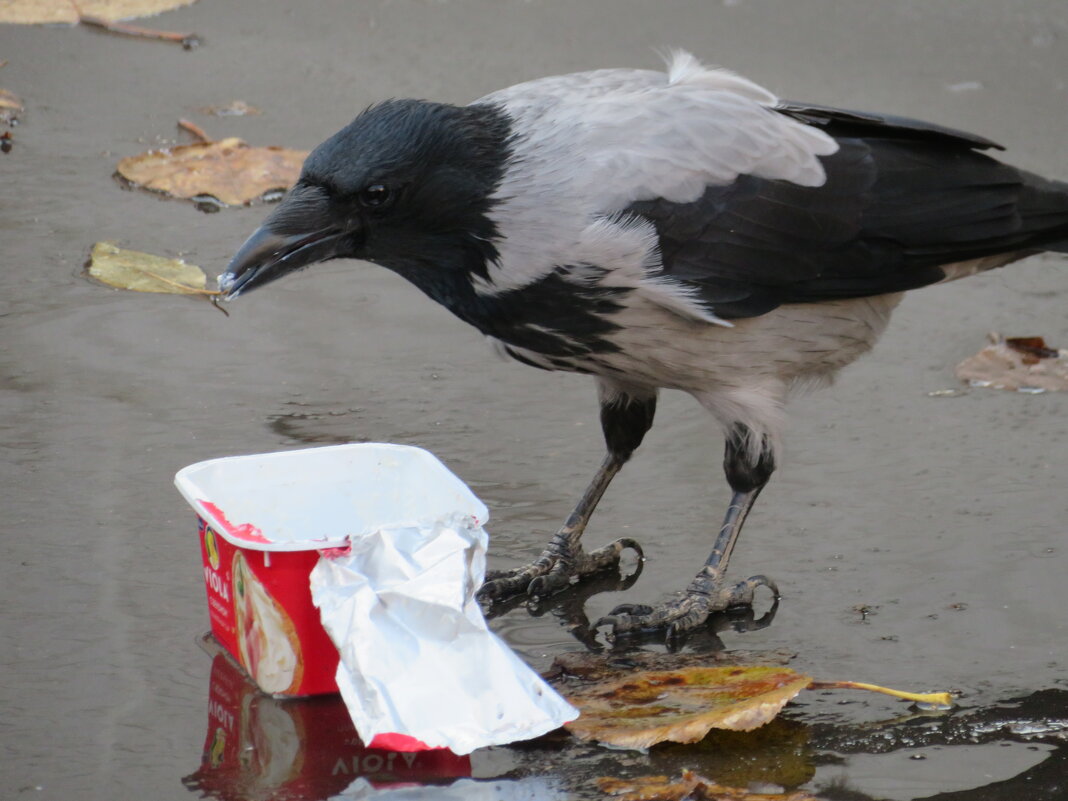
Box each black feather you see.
[628,128,1068,319]
[775,100,1005,151]
[469,266,629,358]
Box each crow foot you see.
[596,567,779,647]
[478,533,643,603]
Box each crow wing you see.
[627,104,1068,319]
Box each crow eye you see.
[359,184,392,208]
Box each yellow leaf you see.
[116,138,308,207]
[0,0,197,24]
[555,653,954,750]
[87,241,215,295]
[563,665,813,749]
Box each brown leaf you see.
[0,0,79,23]
[87,241,215,294]
[116,137,307,206]
[955,333,1068,393]
[553,651,951,752]
[563,665,813,749]
[0,0,196,24]
[595,770,820,801]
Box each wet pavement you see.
[2,1,1067,799]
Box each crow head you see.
[219,99,512,301]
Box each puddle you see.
[184,638,1068,800]
[814,742,1054,800]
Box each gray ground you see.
[2,1,1068,799]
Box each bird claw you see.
[595,568,779,645]
[478,536,643,603]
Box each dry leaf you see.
[87,241,214,294]
[955,333,1068,393]
[596,770,819,801]
[0,0,196,24]
[116,137,307,206]
[563,666,813,750]
[555,653,953,750]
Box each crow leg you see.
[479,453,641,600]
[598,423,780,643]
[478,388,655,603]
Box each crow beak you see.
[218,224,346,300]
[218,182,353,300]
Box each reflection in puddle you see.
[333,777,564,800]
[183,635,1068,801]
[182,646,473,800]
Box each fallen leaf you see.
[595,770,820,801]
[116,137,307,206]
[87,241,216,294]
[955,333,1068,393]
[0,0,78,23]
[0,0,196,24]
[553,653,953,750]
[563,665,813,749]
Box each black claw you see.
[479,536,644,605]
[528,571,567,600]
[590,572,781,642]
[477,576,513,601]
[665,623,689,651]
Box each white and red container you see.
[175,443,488,698]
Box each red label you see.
[196,517,340,696]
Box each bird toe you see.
[480,538,644,604]
[595,572,781,643]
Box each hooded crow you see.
[220,52,1068,642]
